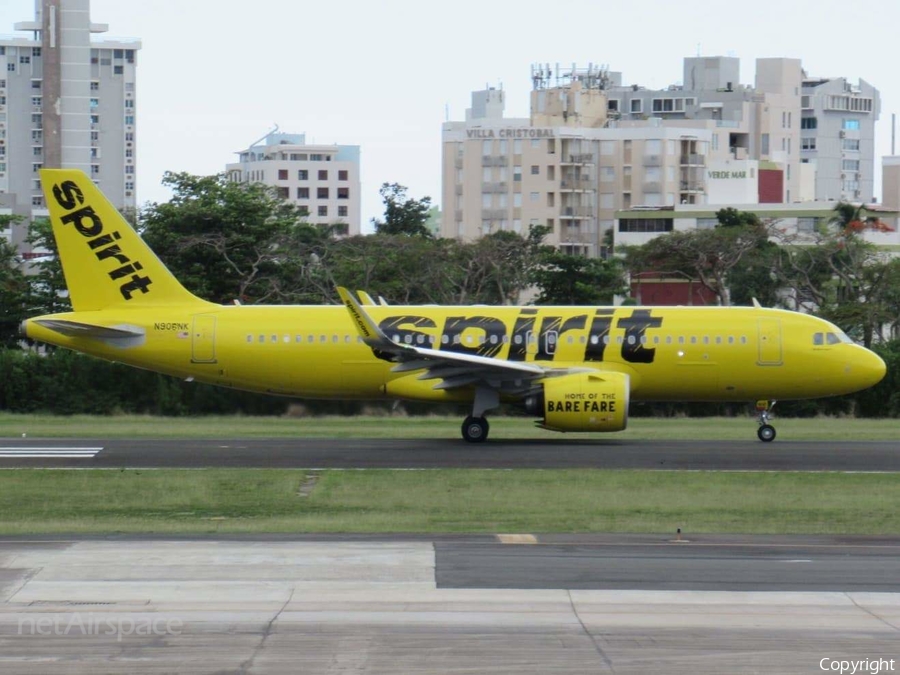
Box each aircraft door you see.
[757,318,782,366]
[544,330,559,356]
[191,315,217,364]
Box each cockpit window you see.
[814,330,854,346]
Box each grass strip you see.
[1,414,898,441]
[0,469,898,535]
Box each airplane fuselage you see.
[26,303,883,405]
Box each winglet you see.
[357,290,377,306]
[752,298,762,308]
[337,287,389,342]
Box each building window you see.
[31,79,41,89]
[114,65,123,75]
[7,64,15,72]
[278,169,288,180]
[91,81,99,91]
[91,165,100,176]
[338,170,348,180]
[297,187,309,199]
[318,205,327,217]
[125,132,134,141]
[842,119,861,131]
[842,159,860,172]
[337,187,349,199]
[318,170,328,180]
[530,165,539,175]
[529,191,539,202]
[317,187,329,199]
[800,117,817,129]
[618,218,673,233]
[513,193,522,207]
[801,138,816,151]
[761,133,769,155]
[124,115,134,125]
[338,205,348,217]
[842,139,860,151]
[276,187,289,199]
[513,166,522,182]
[630,99,643,113]
[298,169,308,180]
[19,56,31,65]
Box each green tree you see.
[24,216,72,317]
[0,215,29,347]
[141,172,316,304]
[531,249,627,305]
[772,202,898,347]
[371,183,432,237]
[623,214,770,306]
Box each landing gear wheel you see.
[757,424,776,443]
[461,416,489,443]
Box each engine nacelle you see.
[531,372,630,433]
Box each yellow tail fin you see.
[40,169,209,311]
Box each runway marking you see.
[497,534,538,544]
[0,447,102,459]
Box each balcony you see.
[642,154,661,167]
[679,180,704,192]
[560,177,593,190]
[642,181,662,193]
[482,182,508,193]
[680,154,706,166]
[560,206,595,219]
[481,156,508,167]
[481,208,507,219]
[561,153,594,164]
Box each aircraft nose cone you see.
[867,351,887,386]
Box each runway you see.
[1,534,898,674]
[1,437,899,470]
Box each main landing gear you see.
[461,387,499,443]
[756,400,777,442]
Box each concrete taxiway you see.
[1,535,899,674]
[1,437,900,470]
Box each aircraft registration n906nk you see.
[24,169,887,442]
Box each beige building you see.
[226,130,361,236]
[442,58,879,257]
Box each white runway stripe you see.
[0,447,102,459]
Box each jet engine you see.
[525,371,630,432]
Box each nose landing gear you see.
[756,400,777,442]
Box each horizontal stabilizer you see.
[34,319,144,340]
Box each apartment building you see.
[226,131,361,236]
[442,58,880,256]
[1,0,139,255]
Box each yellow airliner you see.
[24,169,887,442]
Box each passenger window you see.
[627,335,636,345]
[320,335,327,343]
[603,335,610,345]
[665,336,672,345]
[258,335,265,344]
[332,335,338,343]
[270,335,277,343]
[567,336,574,345]
[295,335,302,343]
[590,335,599,345]
[616,336,624,345]
[690,336,697,345]
[703,336,709,345]
[740,336,747,344]
[443,335,450,345]
[246,335,253,343]
[715,336,722,345]
[344,335,351,343]
[308,335,314,343]
[678,336,685,344]
[728,336,735,345]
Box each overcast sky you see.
[3,0,899,227]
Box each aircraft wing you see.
[338,287,574,394]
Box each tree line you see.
[0,174,897,417]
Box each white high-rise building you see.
[1,0,140,256]
[226,131,361,236]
